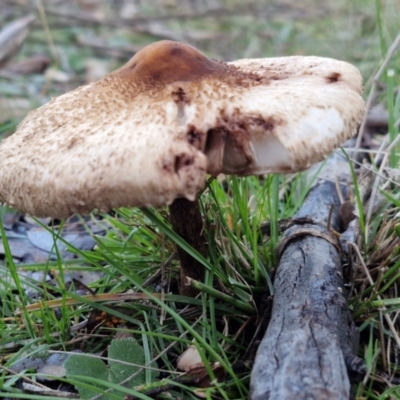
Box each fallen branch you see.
[250,178,366,400]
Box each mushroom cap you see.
[0,40,365,218]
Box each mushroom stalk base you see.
[169,197,207,297]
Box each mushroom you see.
[0,40,365,295]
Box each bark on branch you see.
[250,180,366,400]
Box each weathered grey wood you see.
[250,180,364,400]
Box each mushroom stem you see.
[169,197,207,296]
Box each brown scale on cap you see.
[115,40,226,84]
[326,72,341,83]
[102,41,264,104]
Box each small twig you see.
[243,300,273,361]
[352,243,400,350]
[353,33,400,159]
[365,134,400,240]
[34,0,59,65]
[141,251,176,288]
[334,174,345,204]
[23,382,79,398]
[0,365,51,390]
[326,203,334,232]
[378,309,388,371]
[224,316,254,352]
[125,362,250,400]
[373,133,390,165]
[361,347,381,389]
[335,148,400,189]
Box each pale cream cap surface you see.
[0,41,365,218]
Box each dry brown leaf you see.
[0,14,36,69]
[5,55,51,75]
